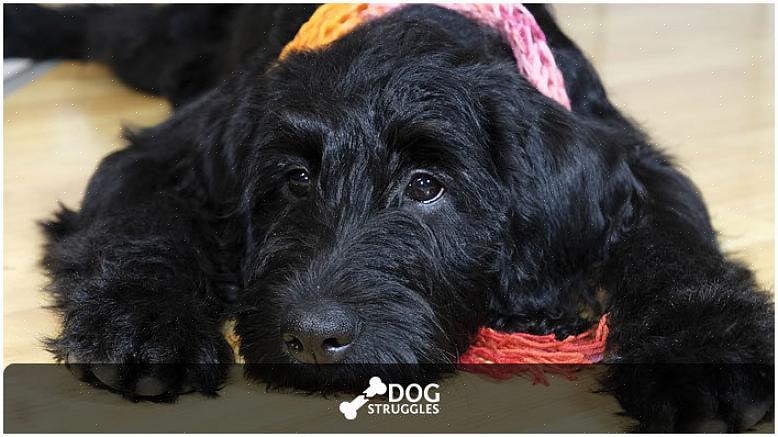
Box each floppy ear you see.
[525,4,632,126]
[477,64,646,336]
[466,6,651,335]
[122,65,264,205]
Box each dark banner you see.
[4,364,774,433]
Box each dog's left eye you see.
[406,173,445,203]
[287,169,311,197]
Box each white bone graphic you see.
[339,376,387,420]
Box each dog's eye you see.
[406,173,445,203]
[287,169,311,197]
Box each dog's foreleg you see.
[600,161,774,432]
[42,146,235,400]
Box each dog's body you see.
[5,4,774,431]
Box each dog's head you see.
[195,6,642,390]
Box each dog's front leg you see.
[600,163,774,431]
[42,146,236,401]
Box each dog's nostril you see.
[283,333,304,353]
[322,336,351,350]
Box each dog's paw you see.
[604,363,774,432]
[54,331,234,402]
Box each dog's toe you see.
[90,364,122,391]
[738,401,771,431]
[680,401,770,434]
[133,374,168,397]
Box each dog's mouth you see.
[233,281,470,392]
[236,311,458,392]
[236,307,461,364]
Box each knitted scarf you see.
[280,3,571,109]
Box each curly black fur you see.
[6,3,774,431]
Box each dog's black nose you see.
[281,304,358,364]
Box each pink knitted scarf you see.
[282,3,571,109]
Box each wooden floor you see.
[3,4,774,432]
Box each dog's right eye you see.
[406,173,445,204]
[287,169,311,197]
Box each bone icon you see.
[339,376,387,420]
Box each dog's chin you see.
[243,362,456,394]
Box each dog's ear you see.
[478,71,646,332]
[122,67,266,205]
[524,4,630,125]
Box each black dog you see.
[5,4,774,431]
